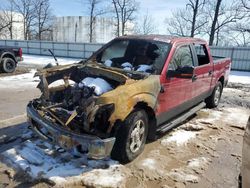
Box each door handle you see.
[192,74,197,82]
[208,70,213,75]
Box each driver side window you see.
[101,40,129,62]
[168,45,194,70]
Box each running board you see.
[157,102,206,134]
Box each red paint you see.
[156,38,231,116]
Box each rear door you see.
[156,44,196,125]
[191,43,213,97]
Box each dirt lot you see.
[0,66,249,188]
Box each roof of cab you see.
[117,34,206,44]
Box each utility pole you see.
[75,22,78,42]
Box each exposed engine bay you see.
[33,64,130,139]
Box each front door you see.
[156,45,196,125]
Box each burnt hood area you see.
[32,64,133,138]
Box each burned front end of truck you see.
[27,62,160,158]
[27,36,169,160]
[27,63,123,158]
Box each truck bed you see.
[212,56,230,63]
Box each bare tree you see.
[230,24,250,46]
[85,0,106,43]
[112,0,138,36]
[207,0,222,45]
[205,0,246,45]
[33,0,53,40]
[225,1,250,47]
[186,0,206,37]
[0,1,16,39]
[12,0,35,40]
[5,0,14,39]
[135,11,157,34]
[0,10,11,35]
[165,9,191,37]
[165,0,207,37]
[241,0,250,10]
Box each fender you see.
[0,51,17,63]
[130,93,158,110]
[106,92,158,130]
[98,75,161,126]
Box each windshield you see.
[94,39,171,74]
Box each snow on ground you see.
[1,138,128,187]
[229,71,250,84]
[198,107,249,127]
[81,165,129,188]
[22,54,81,67]
[168,170,199,183]
[0,55,81,89]
[0,69,39,89]
[187,157,211,169]
[168,157,211,184]
[140,158,157,170]
[223,108,250,126]
[161,130,197,146]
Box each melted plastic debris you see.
[49,79,76,87]
[121,62,133,71]
[79,77,113,95]
[136,64,152,72]
[104,60,112,67]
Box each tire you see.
[111,109,148,163]
[1,58,16,73]
[205,81,223,108]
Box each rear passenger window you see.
[169,46,194,70]
[194,44,210,66]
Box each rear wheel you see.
[1,58,16,73]
[205,81,223,108]
[111,110,148,163]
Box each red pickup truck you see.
[27,35,231,162]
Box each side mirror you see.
[167,66,194,79]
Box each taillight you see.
[19,48,22,58]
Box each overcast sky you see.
[49,0,187,33]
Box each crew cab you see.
[0,46,23,73]
[26,35,231,162]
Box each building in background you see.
[0,11,24,40]
[53,16,134,43]
[0,13,134,43]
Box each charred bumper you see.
[26,102,115,159]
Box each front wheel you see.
[205,81,223,108]
[111,110,148,163]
